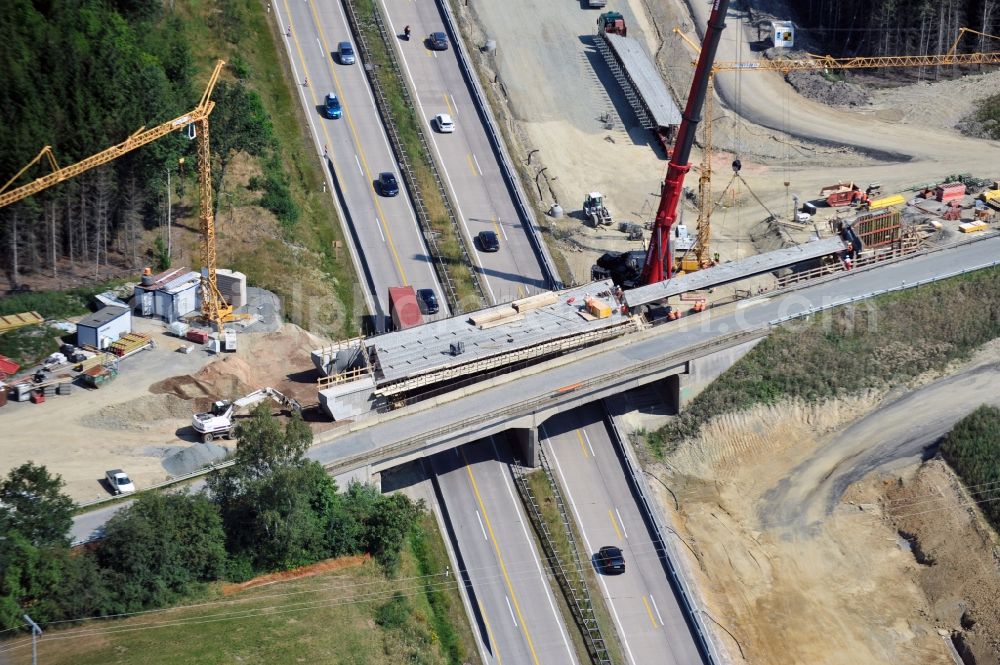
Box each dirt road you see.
[761,358,1000,534]
[678,0,1000,188]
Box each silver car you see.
[338,41,356,65]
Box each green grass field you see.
[4,514,479,665]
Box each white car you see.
[434,113,455,133]
[105,469,136,495]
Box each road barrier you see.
[436,0,563,290]
[603,404,720,665]
[341,0,485,312]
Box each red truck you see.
[388,286,423,331]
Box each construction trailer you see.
[594,12,682,153]
[134,267,201,323]
[76,306,132,350]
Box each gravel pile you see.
[82,393,193,431]
[786,71,872,107]
[162,442,230,477]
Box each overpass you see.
[306,234,1000,485]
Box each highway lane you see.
[378,0,549,304]
[543,408,703,665]
[307,235,1000,467]
[275,0,443,326]
[430,438,579,665]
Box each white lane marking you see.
[582,429,596,457]
[496,216,508,241]
[505,595,518,626]
[375,218,385,243]
[472,152,483,176]
[476,509,488,541]
[331,4,440,292]
[490,437,577,663]
[317,37,323,51]
[355,154,364,175]
[542,425,639,665]
[649,595,665,627]
[450,94,458,116]
[378,0,497,304]
[616,507,629,539]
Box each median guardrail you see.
[436,0,563,290]
[341,0,484,313]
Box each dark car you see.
[377,172,399,197]
[428,31,449,51]
[338,41,356,65]
[477,230,500,252]
[324,92,342,119]
[416,288,439,315]
[596,546,625,575]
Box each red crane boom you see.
[641,0,731,285]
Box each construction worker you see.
[404,25,411,39]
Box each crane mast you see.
[641,0,730,285]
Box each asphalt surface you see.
[307,236,1000,468]
[429,438,578,665]
[543,407,703,665]
[275,0,443,327]
[378,0,549,304]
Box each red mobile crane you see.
[640,0,731,285]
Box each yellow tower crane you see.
[673,27,1000,271]
[0,59,229,332]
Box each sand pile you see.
[151,355,256,405]
[150,324,329,407]
[162,442,230,477]
[81,394,194,431]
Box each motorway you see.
[378,0,549,303]
[543,408,703,665]
[307,235,1000,472]
[276,0,442,325]
[430,439,578,665]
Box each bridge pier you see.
[511,426,540,468]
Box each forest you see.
[790,0,999,59]
[0,0,300,295]
[0,0,195,286]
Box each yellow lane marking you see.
[444,94,454,116]
[608,509,623,541]
[642,595,658,628]
[517,284,526,299]
[492,218,503,238]
[461,449,541,665]
[466,153,479,177]
[303,0,409,284]
[577,430,590,459]
[478,600,502,664]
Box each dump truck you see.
[821,182,866,207]
[388,286,423,331]
[584,192,613,227]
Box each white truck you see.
[191,387,302,442]
[105,469,136,495]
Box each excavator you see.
[191,387,302,442]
